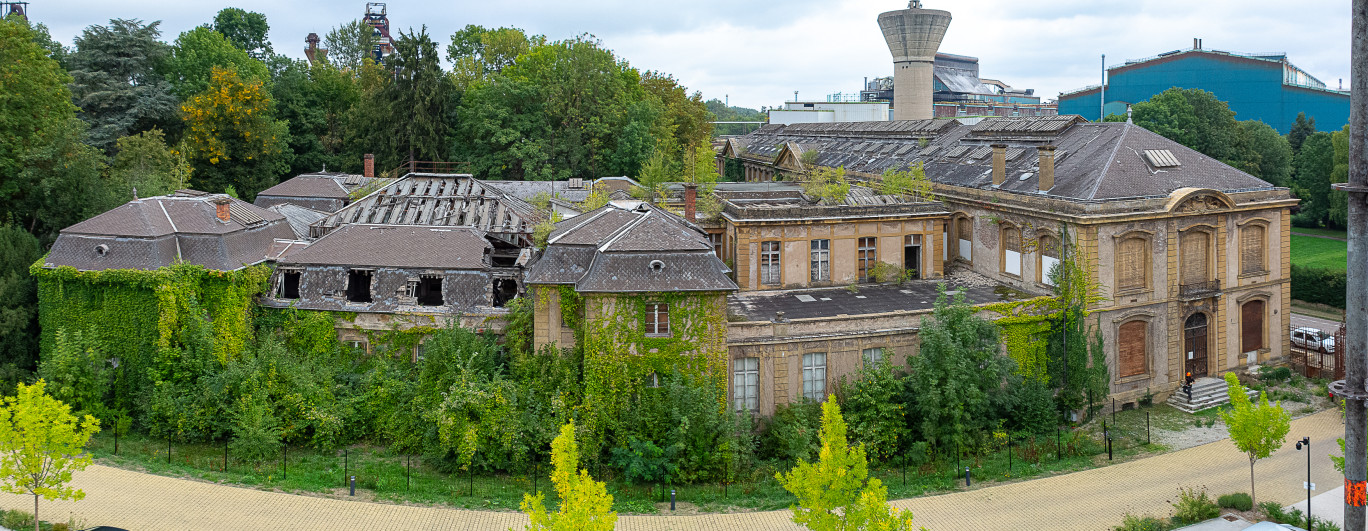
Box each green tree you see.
[0,225,41,379]
[387,27,451,164]
[704,99,765,137]
[1218,372,1289,507]
[907,287,1013,450]
[0,380,101,531]
[1045,227,1110,415]
[108,128,185,202]
[67,19,179,153]
[447,25,539,88]
[1292,132,1334,227]
[803,166,852,204]
[164,26,269,99]
[211,8,272,58]
[322,19,378,71]
[633,149,671,203]
[181,66,289,199]
[520,420,617,531]
[14,117,110,244]
[229,392,281,463]
[270,58,361,176]
[1287,112,1315,153]
[1238,121,1293,187]
[879,162,935,201]
[776,399,920,531]
[1130,88,1241,164]
[1329,124,1349,228]
[37,329,109,418]
[836,359,909,462]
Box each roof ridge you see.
[547,207,612,245]
[1087,123,1131,200]
[598,208,651,252]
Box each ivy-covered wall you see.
[33,261,271,366]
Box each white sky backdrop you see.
[32,0,1352,111]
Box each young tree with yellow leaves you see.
[180,66,289,201]
[0,380,101,531]
[777,398,923,531]
[519,420,617,531]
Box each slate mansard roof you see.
[278,224,491,270]
[526,203,737,293]
[732,116,1281,204]
[253,172,388,212]
[45,190,293,271]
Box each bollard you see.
[964,466,971,487]
[350,475,355,496]
[1107,437,1113,461]
[670,489,676,511]
[1056,427,1062,460]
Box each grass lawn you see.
[1290,235,1347,271]
[1289,227,1346,240]
[86,424,1143,514]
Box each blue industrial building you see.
[1058,44,1348,134]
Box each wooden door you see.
[1184,313,1209,377]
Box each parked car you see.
[1291,326,1335,353]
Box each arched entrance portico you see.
[1183,312,1209,378]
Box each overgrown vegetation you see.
[801,166,852,204]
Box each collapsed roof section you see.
[309,173,545,246]
[527,203,737,293]
[253,172,389,212]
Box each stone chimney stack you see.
[991,144,1007,185]
[683,183,698,221]
[1038,145,1056,192]
[363,154,375,178]
[213,197,231,222]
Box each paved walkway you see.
[0,410,1346,530]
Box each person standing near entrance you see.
[1183,372,1194,402]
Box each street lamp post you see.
[1296,436,1311,530]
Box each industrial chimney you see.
[878,1,951,121]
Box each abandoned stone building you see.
[253,170,388,212]
[719,115,1297,405]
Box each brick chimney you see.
[1038,145,1057,191]
[213,197,231,222]
[991,144,1007,186]
[683,183,697,221]
[363,154,375,178]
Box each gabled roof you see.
[279,224,490,270]
[267,203,330,240]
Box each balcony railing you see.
[1178,279,1221,299]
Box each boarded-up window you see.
[1181,230,1210,284]
[1242,300,1265,353]
[1003,226,1022,276]
[1118,320,1147,378]
[1116,237,1147,291]
[1241,225,1266,274]
[1039,235,1060,286]
[957,217,973,261]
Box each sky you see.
[28,0,1354,111]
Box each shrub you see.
[1113,513,1172,531]
[1291,264,1346,309]
[1171,486,1220,524]
[1217,492,1253,511]
[760,400,822,463]
[1259,366,1292,383]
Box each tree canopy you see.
[164,26,269,99]
[0,380,101,531]
[1218,372,1289,507]
[211,8,272,57]
[68,19,178,153]
[1128,88,1291,186]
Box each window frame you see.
[802,352,827,401]
[644,302,671,337]
[1239,221,1269,276]
[810,239,831,283]
[1037,233,1060,286]
[1179,226,1215,285]
[955,215,973,263]
[862,347,885,367]
[1001,224,1023,278]
[1117,319,1149,379]
[1241,299,1267,354]
[733,357,759,411]
[760,240,782,286]
[857,237,877,283]
[1113,233,1151,294]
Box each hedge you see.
[1290,264,1346,309]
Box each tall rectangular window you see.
[1118,320,1147,378]
[761,241,781,285]
[802,353,827,400]
[1116,237,1148,291]
[278,270,300,299]
[644,303,670,336]
[708,232,723,259]
[1039,235,1060,286]
[1002,227,1022,277]
[862,347,884,367]
[857,237,877,282]
[810,239,830,282]
[958,217,973,262]
[1241,225,1266,274]
[733,357,759,411]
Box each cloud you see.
[33,0,1351,110]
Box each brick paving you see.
[0,409,1344,530]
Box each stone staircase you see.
[1165,376,1259,414]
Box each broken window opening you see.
[346,270,373,303]
[492,278,518,307]
[416,276,444,306]
[278,271,301,299]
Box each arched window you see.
[1241,224,1267,274]
[1002,225,1022,277]
[1118,320,1148,378]
[1039,234,1060,286]
[1115,236,1149,292]
[1242,299,1266,353]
